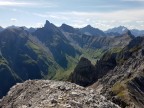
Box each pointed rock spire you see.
[44,20,51,28]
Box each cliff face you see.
[69,52,117,87]
[91,37,144,108]
[70,36,144,108]
[69,31,134,88]
[0,80,119,108]
[69,57,96,87]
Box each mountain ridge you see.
[70,36,144,108]
[0,27,60,98]
[1,23,144,37]
[0,20,143,102]
[0,80,120,108]
[80,25,107,36]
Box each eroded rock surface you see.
[0,80,119,108]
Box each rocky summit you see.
[0,80,119,108]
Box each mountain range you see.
[1,23,144,37]
[106,26,128,35]
[106,26,144,37]
[70,36,144,108]
[0,20,144,108]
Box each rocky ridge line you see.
[0,80,120,108]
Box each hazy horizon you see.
[0,0,144,30]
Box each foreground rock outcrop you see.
[0,80,119,108]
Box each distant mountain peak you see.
[130,29,144,37]
[46,20,50,24]
[60,23,78,33]
[61,23,69,27]
[106,26,129,35]
[60,23,74,29]
[111,26,128,31]
[119,25,126,28]
[20,26,28,30]
[85,25,92,28]
[80,25,106,36]
[44,20,52,28]
[83,25,96,30]
[6,25,19,29]
[42,20,59,32]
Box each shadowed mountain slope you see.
[0,27,59,98]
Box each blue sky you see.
[0,0,144,30]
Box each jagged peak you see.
[60,23,74,29]
[60,23,79,33]
[6,25,19,28]
[86,24,92,27]
[107,26,128,32]
[84,25,93,29]
[61,23,69,27]
[113,26,128,30]
[82,25,102,31]
[118,25,127,28]
[42,20,60,32]
[44,20,51,27]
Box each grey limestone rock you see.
[0,80,119,108]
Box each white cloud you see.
[10,18,17,22]
[0,1,57,8]
[33,9,144,30]
[36,23,43,28]
[0,1,31,6]
[136,21,144,23]
[36,9,144,21]
[33,13,69,20]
